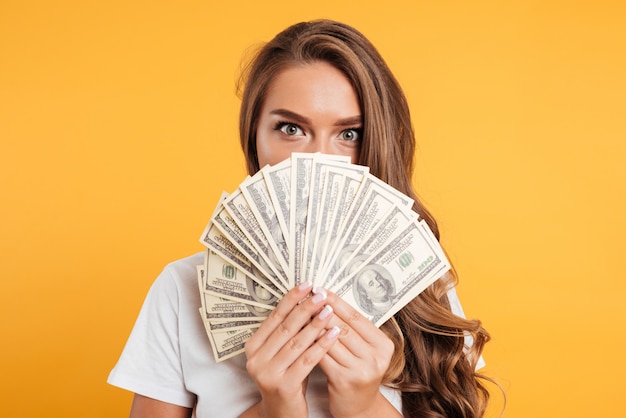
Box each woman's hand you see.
[319,290,400,418]
[242,282,340,418]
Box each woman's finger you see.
[258,288,331,366]
[286,324,341,380]
[244,281,313,354]
[324,291,385,355]
[273,301,335,367]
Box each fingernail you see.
[318,305,333,320]
[299,281,313,291]
[326,326,340,340]
[311,289,327,304]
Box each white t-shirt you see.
[108,252,479,417]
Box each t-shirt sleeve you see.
[107,266,196,408]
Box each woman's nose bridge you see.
[309,132,331,153]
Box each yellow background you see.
[1,0,624,416]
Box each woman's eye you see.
[340,129,361,142]
[279,123,303,136]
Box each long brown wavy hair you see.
[238,19,492,417]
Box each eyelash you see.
[340,128,362,142]
[273,121,362,142]
[273,121,302,135]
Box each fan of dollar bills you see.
[197,152,451,362]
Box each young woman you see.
[109,19,491,418]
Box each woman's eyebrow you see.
[269,109,362,127]
[334,116,362,127]
[269,109,310,124]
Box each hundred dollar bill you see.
[222,179,289,289]
[316,170,367,284]
[204,324,259,363]
[333,219,450,327]
[391,219,450,311]
[197,264,272,324]
[325,204,419,288]
[203,248,279,309]
[261,159,292,262]
[197,154,453,361]
[335,173,413,234]
[300,155,328,284]
[306,162,369,284]
[196,263,265,363]
[306,167,344,285]
[240,172,291,281]
[211,201,288,293]
[289,153,315,284]
[290,153,350,284]
[200,214,283,301]
[417,219,447,261]
[302,156,368,282]
[320,181,414,287]
[200,193,280,296]
[200,219,283,305]
[205,317,262,332]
